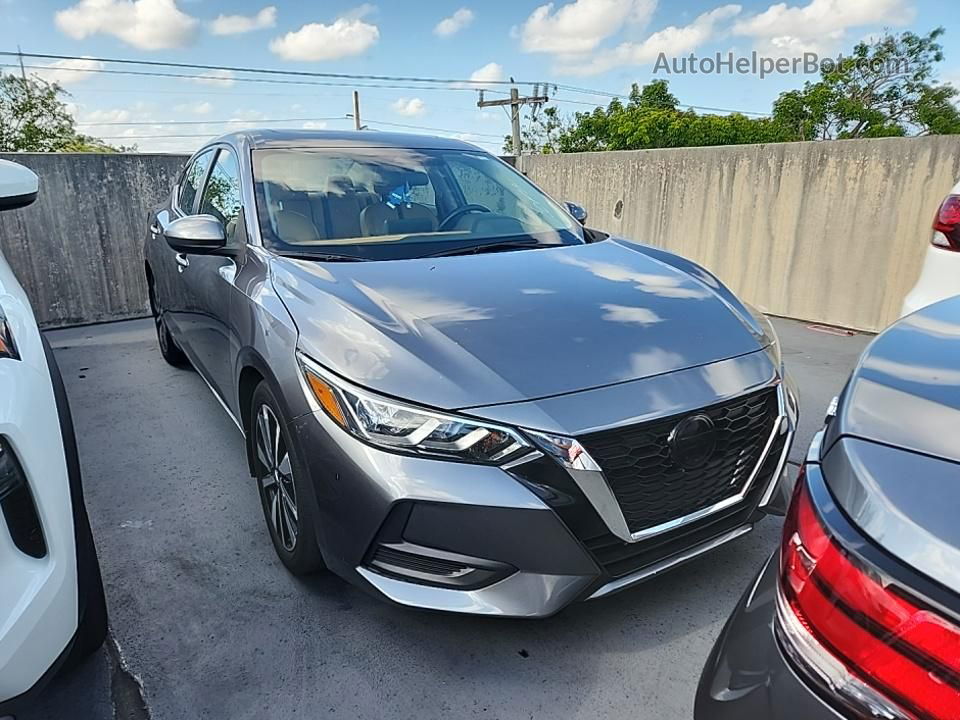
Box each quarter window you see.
[178,150,214,214]
[199,149,243,240]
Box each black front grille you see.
[579,388,779,535]
[586,430,788,579]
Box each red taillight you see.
[933,195,960,250]
[779,474,960,720]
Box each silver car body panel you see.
[144,129,795,616]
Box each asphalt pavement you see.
[21,316,872,720]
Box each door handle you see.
[175,253,190,272]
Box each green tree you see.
[536,28,960,154]
[771,28,960,140]
[629,79,679,111]
[553,81,792,152]
[0,73,126,152]
[503,106,569,154]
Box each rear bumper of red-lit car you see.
[697,454,960,720]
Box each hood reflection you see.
[271,238,762,409]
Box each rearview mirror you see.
[0,160,39,212]
[164,215,227,254]
[564,201,587,225]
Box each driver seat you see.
[360,202,437,237]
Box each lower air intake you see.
[0,437,47,559]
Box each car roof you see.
[210,129,482,152]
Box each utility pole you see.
[352,90,362,131]
[477,85,549,162]
[508,87,521,159]
[17,45,27,83]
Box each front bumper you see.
[289,354,798,618]
[695,554,844,720]
[0,340,79,704]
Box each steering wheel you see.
[438,203,491,231]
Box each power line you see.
[2,51,533,88]
[359,117,503,138]
[74,116,344,127]
[0,63,501,93]
[75,115,503,141]
[549,94,770,116]
[96,133,238,139]
[4,50,770,117]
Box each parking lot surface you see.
[23,316,871,720]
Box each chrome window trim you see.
[563,383,789,544]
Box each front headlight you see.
[0,305,19,360]
[298,353,532,464]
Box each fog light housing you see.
[366,542,515,591]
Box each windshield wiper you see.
[421,238,543,259]
[276,251,372,262]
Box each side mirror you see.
[564,201,587,225]
[164,215,227,254]
[0,160,39,212]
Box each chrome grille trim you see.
[563,383,788,544]
[587,524,753,599]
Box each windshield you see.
[251,147,584,260]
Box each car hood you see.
[271,238,766,410]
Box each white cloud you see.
[392,97,425,116]
[31,57,104,86]
[301,120,328,129]
[191,69,235,86]
[210,5,276,35]
[434,7,474,37]
[468,61,504,87]
[519,0,656,55]
[733,0,915,55]
[341,3,376,21]
[55,0,198,50]
[228,109,268,123]
[174,101,213,115]
[78,107,134,124]
[269,11,379,61]
[558,4,742,76]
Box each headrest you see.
[326,175,356,194]
[374,169,429,194]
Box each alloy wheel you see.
[255,404,299,552]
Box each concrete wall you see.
[2,139,959,331]
[0,153,188,327]
[524,136,960,332]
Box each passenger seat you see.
[360,202,438,237]
[322,176,368,240]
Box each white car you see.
[902,180,960,317]
[0,160,107,714]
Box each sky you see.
[0,0,958,153]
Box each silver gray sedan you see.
[143,130,798,617]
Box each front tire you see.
[250,382,325,575]
[63,516,108,670]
